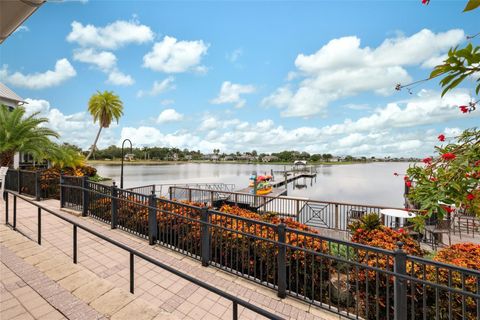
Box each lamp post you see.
[120,139,132,189]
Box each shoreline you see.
[87,160,409,166]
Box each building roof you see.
[0,82,24,104]
[0,0,46,44]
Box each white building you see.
[0,82,26,169]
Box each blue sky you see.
[1,0,478,157]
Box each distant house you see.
[222,156,234,161]
[185,155,193,161]
[124,153,135,161]
[203,154,219,161]
[1,82,27,169]
[262,156,278,162]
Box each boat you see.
[248,175,273,187]
[256,186,273,195]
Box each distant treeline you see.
[71,144,419,163]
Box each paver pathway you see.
[1,194,341,320]
[0,223,177,320]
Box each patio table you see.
[380,209,416,228]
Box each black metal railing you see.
[126,183,236,198]
[54,182,480,320]
[4,191,283,320]
[5,169,39,199]
[5,169,63,201]
[169,186,423,231]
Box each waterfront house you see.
[262,155,279,162]
[0,82,29,169]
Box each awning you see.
[0,0,46,44]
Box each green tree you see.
[406,128,480,218]
[86,91,124,160]
[0,106,59,167]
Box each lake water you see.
[93,162,412,207]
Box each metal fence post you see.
[35,171,41,201]
[59,173,64,208]
[188,189,192,202]
[5,192,9,225]
[277,222,287,298]
[200,206,211,267]
[13,195,17,230]
[168,186,173,200]
[394,242,407,320]
[82,176,89,217]
[148,190,158,245]
[17,170,21,194]
[111,182,118,229]
[335,204,339,229]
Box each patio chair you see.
[403,223,421,241]
[424,219,451,250]
[0,167,8,202]
[453,207,479,238]
[347,208,367,226]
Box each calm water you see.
[93,162,412,207]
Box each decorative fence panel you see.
[61,176,83,211]
[86,181,112,223]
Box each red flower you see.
[443,206,455,214]
[475,160,480,167]
[459,105,469,113]
[356,228,363,233]
[404,175,409,181]
[441,153,456,161]
[467,194,475,201]
[398,228,405,233]
[438,134,446,142]
[430,177,438,182]
[422,157,432,164]
[405,180,412,187]
[422,0,430,4]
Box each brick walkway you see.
[0,195,340,320]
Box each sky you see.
[0,0,479,157]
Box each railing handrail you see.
[4,190,284,320]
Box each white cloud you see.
[211,81,256,108]
[161,99,174,106]
[0,59,76,89]
[143,36,209,73]
[107,70,134,86]
[13,26,29,33]
[199,116,217,131]
[73,48,117,71]
[118,89,477,156]
[262,29,465,117]
[23,98,116,149]
[226,48,243,63]
[66,20,154,49]
[156,108,184,123]
[321,89,472,135]
[137,77,175,97]
[72,48,133,86]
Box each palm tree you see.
[86,91,123,160]
[0,105,59,167]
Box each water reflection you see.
[93,162,412,207]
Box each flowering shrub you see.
[406,128,480,222]
[349,214,425,319]
[423,243,480,320]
